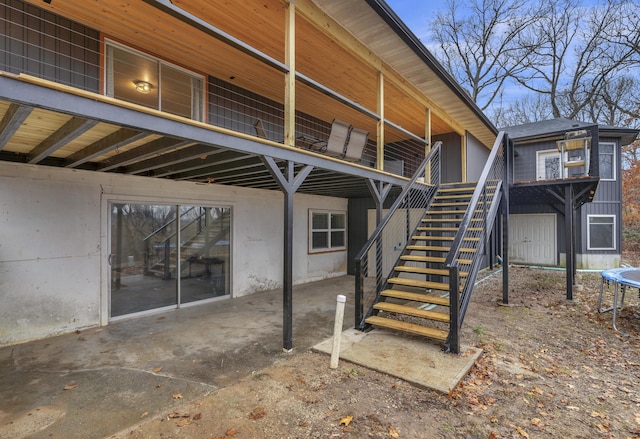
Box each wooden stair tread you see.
[435,194,472,200]
[387,277,450,291]
[411,236,481,242]
[374,302,450,322]
[381,289,450,305]
[407,245,476,252]
[394,266,468,277]
[422,218,483,223]
[400,255,473,264]
[365,316,448,341]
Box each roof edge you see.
[365,0,498,136]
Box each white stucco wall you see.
[0,162,348,346]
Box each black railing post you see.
[355,259,363,329]
[448,264,460,354]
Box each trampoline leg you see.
[612,283,619,332]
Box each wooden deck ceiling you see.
[22,0,496,148]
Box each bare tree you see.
[431,0,543,111]
[430,0,640,128]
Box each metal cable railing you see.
[446,132,509,353]
[354,142,442,329]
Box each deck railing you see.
[445,132,510,353]
[0,0,430,178]
[354,142,442,329]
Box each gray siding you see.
[433,133,462,183]
[466,131,489,182]
[0,0,100,92]
[512,139,556,182]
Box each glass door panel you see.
[180,206,231,304]
[110,203,177,317]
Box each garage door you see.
[509,214,556,265]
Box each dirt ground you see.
[113,264,640,439]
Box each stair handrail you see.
[143,207,206,276]
[445,131,509,353]
[354,141,442,328]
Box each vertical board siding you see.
[0,0,100,92]
[433,132,462,183]
[466,131,489,182]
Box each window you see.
[309,210,346,252]
[587,215,615,250]
[536,149,565,180]
[105,40,204,121]
[599,142,615,180]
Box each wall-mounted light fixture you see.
[133,80,152,94]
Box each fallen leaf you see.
[515,425,530,438]
[531,418,541,426]
[596,423,609,433]
[152,366,163,374]
[139,411,148,419]
[63,383,79,390]
[176,419,191,427]
[249,407,266,420]
[339,415,353,426]
[225,428,239,436]
[172,393,183,399]
[389,426,400,438]
[488,433,498,439]
[193,413,202,421]
[168,412,182,419]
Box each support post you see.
[448,264,460,354]
[565,184,574,300]
[502,136,511,304]
[261,157,313,351]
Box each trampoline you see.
[598,267,640,332]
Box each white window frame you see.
[587,214,616,250]
[309,210,346,253]
[598,142,616,181]
[536,149,567,180]
[104,39,205,121]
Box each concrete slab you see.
[313,328,482,393]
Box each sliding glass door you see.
[109,202,231,318]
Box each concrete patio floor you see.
[0,275,479,438]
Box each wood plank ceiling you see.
[22,0,494,144]
[2,0,496,196]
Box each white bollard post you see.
[330,295,347,369]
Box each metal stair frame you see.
[354,142,442,329]
[445,132,511,354]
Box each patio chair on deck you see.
[344,127,368,162]
[323,119,351,158]
[254,119,267,139]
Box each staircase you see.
[355,132,510,354]
[365,182,494,343]
[145,208,230,279]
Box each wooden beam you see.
[461,132,467,183]
[65,128,149,168]
[0,103,33,150]
[284,1,296,147]
[97,138,195,171]
[28,117,99,164]
[425,107,431,183]
[377,71,384,171]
